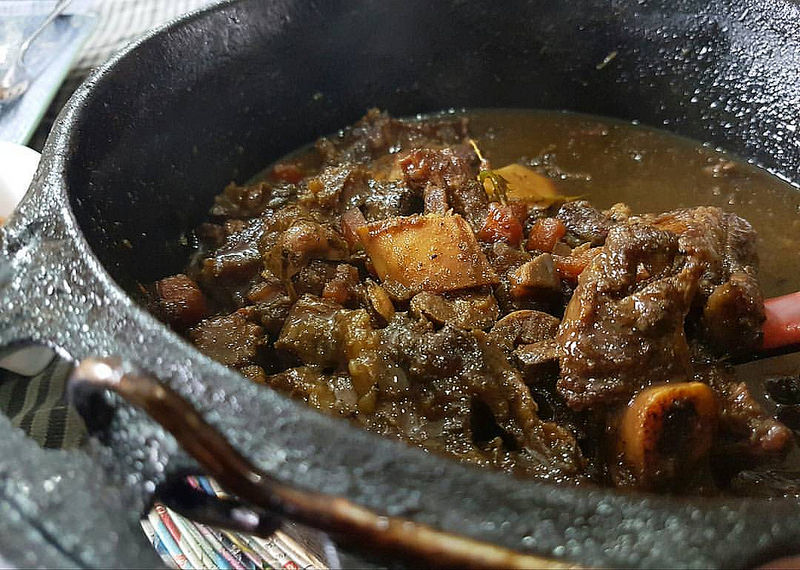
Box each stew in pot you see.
[150,109,800,495]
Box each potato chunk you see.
[357,213,498,295]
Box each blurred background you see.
[0,0,217,148]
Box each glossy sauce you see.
[472,109,800,484]
[181,109,800,493]
[468,109,800,298]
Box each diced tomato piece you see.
[526,218,566,252]
[271,162,304,184]
[553,248,602,281]
[476,203,524,247]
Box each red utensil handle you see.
[763,291,800,350]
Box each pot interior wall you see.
[64,0,800,292]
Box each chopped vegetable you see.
[476,202,524,246]
[617,382,717,488]
[356,213,499,295]
[553,247,603,281]
[480,163,574,207]
[526,218,567,252]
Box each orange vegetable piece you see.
[553,248,603,281]
[526,218,567,252]
[762,291,800,350]
[476,203,523,247]
[356,213,499,295]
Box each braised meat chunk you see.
[643,206,765,355]
[557,223,699,411]
[376,315,584,480]
[556,200,613,247]
[556,209,787,489]
[151,109,796,496]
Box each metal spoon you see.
[0,0,73,104]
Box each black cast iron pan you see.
[2,0,800,567]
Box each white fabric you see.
[0,141,40,218]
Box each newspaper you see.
[141,476,334,570]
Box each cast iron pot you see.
[2,0,800,567]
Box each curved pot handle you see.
[69,356,579,570]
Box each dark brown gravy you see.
[471,109,800,487]
[163,109,800,494]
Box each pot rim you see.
[9,0,800,567]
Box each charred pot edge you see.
[68,357,581,570]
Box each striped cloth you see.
[30,0,218,149]
[0,351,333,568]
[143,476,334,569]
[0,355,86,449]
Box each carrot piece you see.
[553,248,602,281]
[526,218,567,252]
[476,203,523,247]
